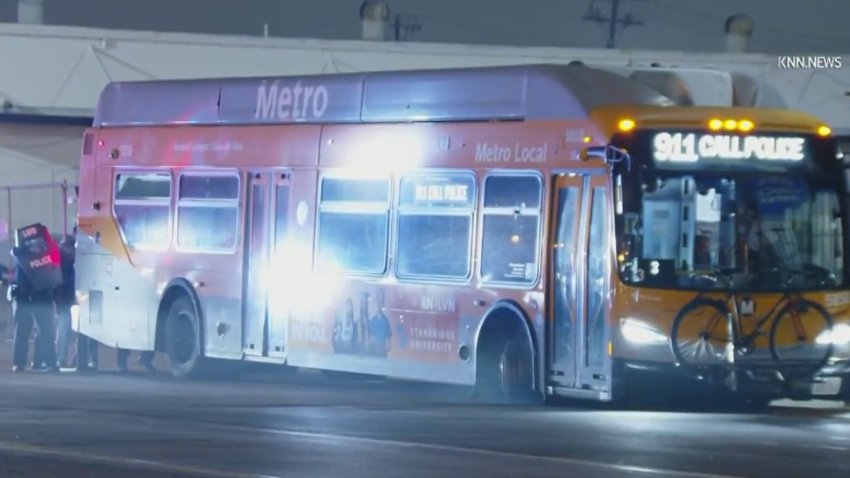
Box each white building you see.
[0,1,848,254]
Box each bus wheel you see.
[476,329,536,403]
[164,295,204,379]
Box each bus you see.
[72,64,850,404]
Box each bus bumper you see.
[618,358,850,401]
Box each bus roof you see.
[92,64,675,127]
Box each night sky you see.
[0,0,846,54]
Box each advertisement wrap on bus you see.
[72,64,850,405]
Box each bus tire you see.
[164,295,205,379]
[475,316,537,404]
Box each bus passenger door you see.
[243,171,291,359]
[267,173,291,359]
[549,173,611,394]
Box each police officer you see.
[55,235,76,369]
[10,225,59,372]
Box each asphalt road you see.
[0,361,848,478]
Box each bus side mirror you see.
[581,145,631,171]
[581,146,607,162]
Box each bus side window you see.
[480,174,543,286]
[396,172,476,281]
[113,172,172,249]
[316,176,390,275]
[175,173,240,252]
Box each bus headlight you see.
[620,318,668,344]
[815,323,850,346]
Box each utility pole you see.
[392,13,422,41]
[582,0,645,49]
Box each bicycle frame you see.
[722,292,794,345]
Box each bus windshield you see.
[614,170,846,292]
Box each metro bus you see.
[73,64,850,404]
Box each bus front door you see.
[549,172,611,396]
[244,171,291,360]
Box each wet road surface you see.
[0,364,848,478]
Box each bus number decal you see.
[474,142,548,163]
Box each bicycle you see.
[671,269,834,379]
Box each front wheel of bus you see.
[165,295,204,379]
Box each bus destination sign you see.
[400,174,476,208]
[652,132,806,164]
[414,183,470,204]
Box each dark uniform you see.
[10,225,61,372]
[55,236,76,368]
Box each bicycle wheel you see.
[769,299,833,374]
[672,298,735,372]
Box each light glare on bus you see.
[818,125,832,137]
[348,131,426,173]
[620,318,667,344]
[815,323,850,346]
[723,119,738,130]
[268,244,346,315]
[708,119,723,131]
[617,118,636,132]
[738,119,754,132]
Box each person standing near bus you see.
[55,235,76,369]
[10,225,60,372]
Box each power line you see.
[582,0,645,49]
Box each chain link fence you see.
[0,181,76,339]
